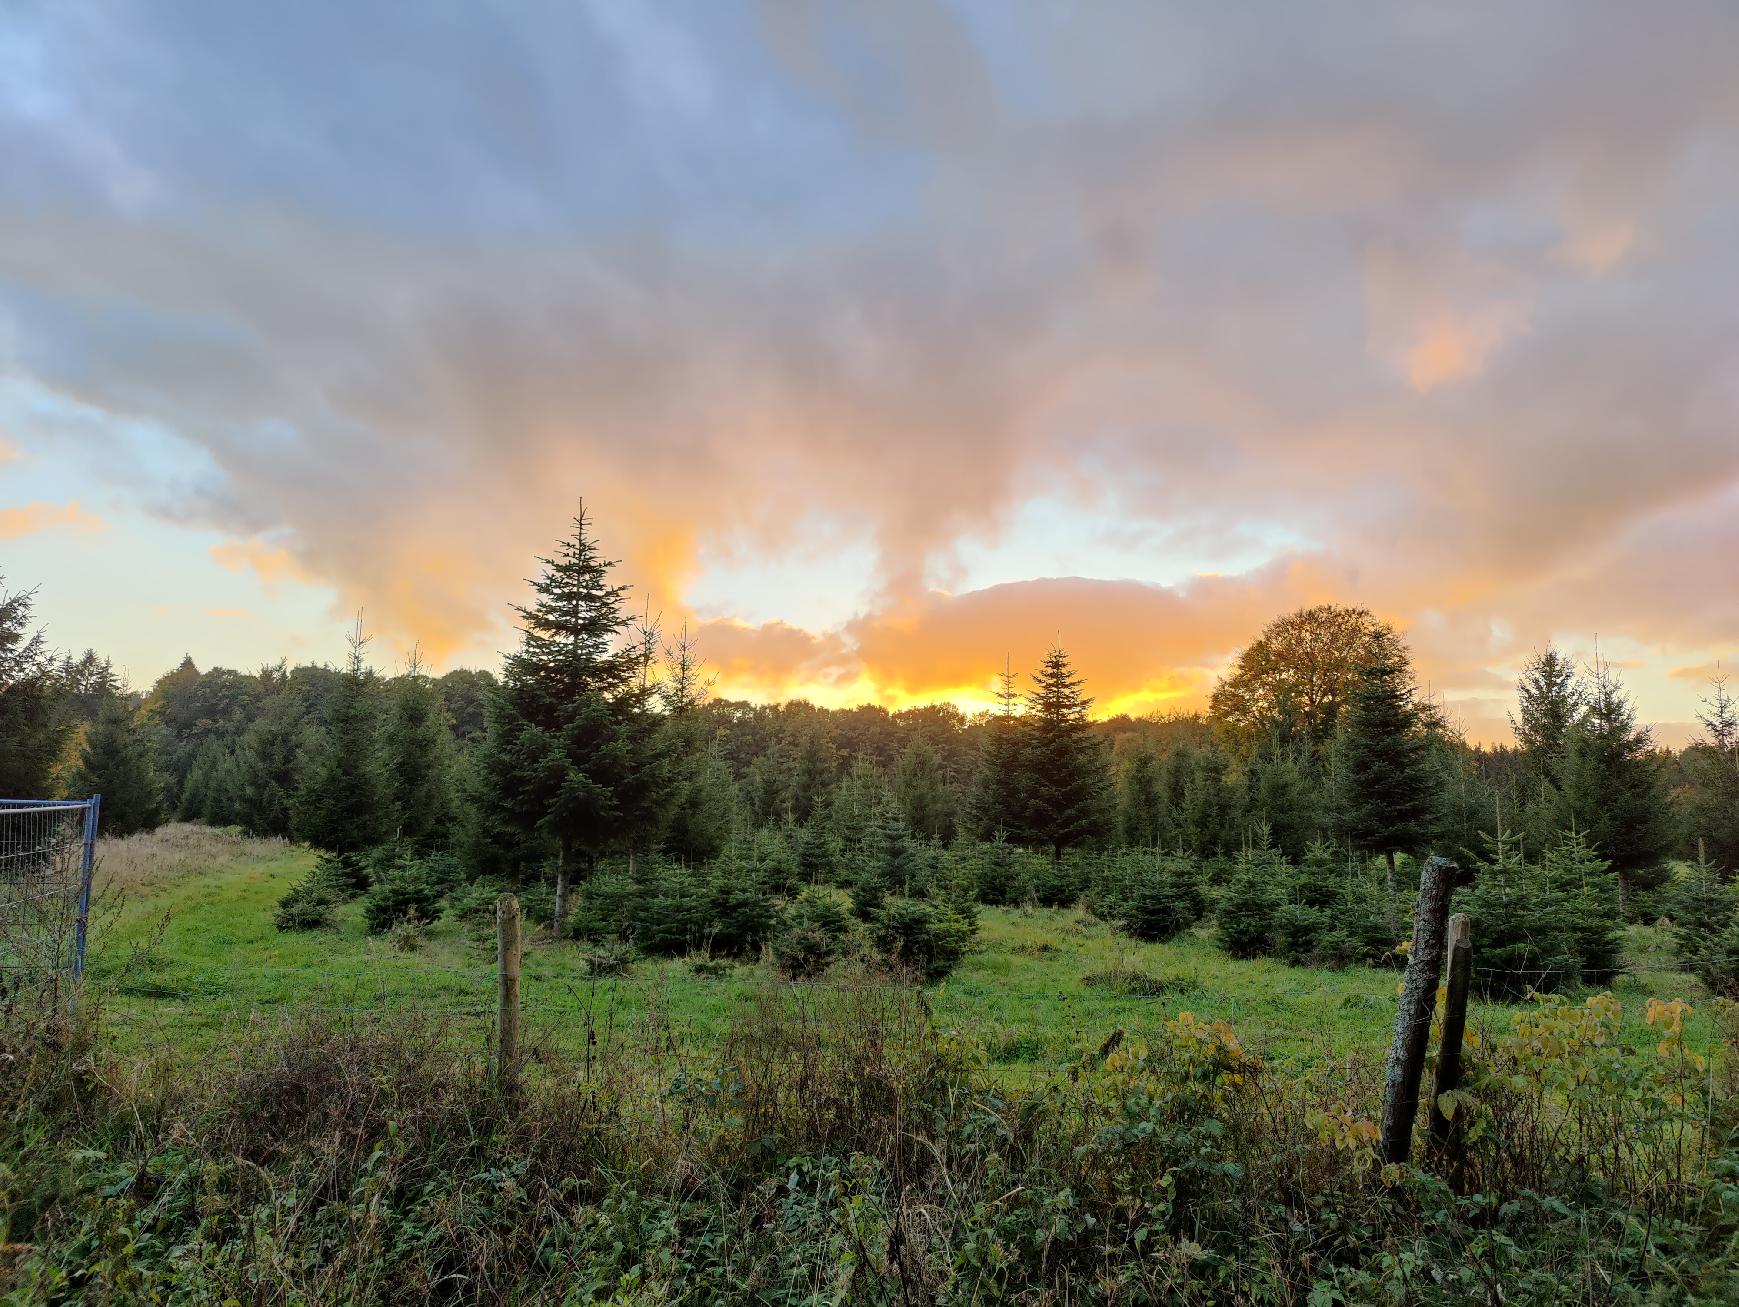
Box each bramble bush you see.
[3,978,1735,1303]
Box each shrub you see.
[272,858,348,932]
[973,836,1035,906]
[1081,966,1201,998]
[362,852,448,935]
[707,872,779,957]
[627,861,777,958]
[1668,860,1739,995]
[1032,851,1091,908]
[871,896,975,981]
[386,912,427,952]
[773,888,854,979]
[627,861,713,954]
[442,875,510,934]
[1106,853,1204,943]
[1460,829,1624,1000]
[582,940,636,977]
[1215,846,1284,959]
[570,868,637,940]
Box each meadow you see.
[6,823,1735,1303]
[90,824,1717,1075]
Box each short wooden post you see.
[1427,913,1472,1166]
[495,893,522,1090]
[1379,855,1462,1165]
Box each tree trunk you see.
[552,840,571,939]
[1384,848,1398,896]
[1380,855,1462,1164]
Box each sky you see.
[2,1,1736,744]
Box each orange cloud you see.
[1364,249,1531,392]
[1670,660,1729,683]
[202,607,256,620]
[0,500,106,540]
[209,538,312,588]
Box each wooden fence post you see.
[496,893,522,1091]
[1379,855,1462,1165]
[1427,912,1473,1167]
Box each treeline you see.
[3,514,1736,953]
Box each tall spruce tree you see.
[291,617,388,858]
[1557,656,1672,913]
[969,656,1029,839]
[1022,643,1109,861]
[895,736,956,843]
[380,649,454,850]
[1681,675,1739,874]
[1336,642,1436,894]
[1116,738,1164,847]
[0,577,67,798]
[233,693,306,837]
[658,626,735,863]
[67,693,165,836]
[473,509,668,934]
[1510,647,1582,850]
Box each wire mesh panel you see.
[0,797,99,1019]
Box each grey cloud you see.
[0,0,1736,679]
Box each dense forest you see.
[4,508,1737,995]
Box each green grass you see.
[89,826,1718,1074]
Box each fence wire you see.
[0,796,99,1018]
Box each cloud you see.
[201,606,255,620]
[209,539,313,590]
[0,500,106,540]
[0,1,1736,730]
[1670,661,1730,683]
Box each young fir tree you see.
[1681,675,1739,875]
[968,656,1028,840]
[291,617,388,859]
[1510,647,1582,850]
[1179,740,1237,858]
[1216,840,1284,960]
[895,736,956,844]
[472,509,668,935]
[1239,740,1318,860]
[1556,656,1673,914]
[784,723,837,827]
[67,694,165,836]
[179,740,238,825]
[851,799,921,917]
[380,649,454,851]
[1115,739,1164,847]
[1335,643,1436,895]
[0,577,68,798]
[1541,826,1624,986]
[233,693,306,837]
[1669,844,1739,995]
[1022,643,1109,862]
[657,625,735,864]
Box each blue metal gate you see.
[0,795,101,1016]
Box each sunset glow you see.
[3,4,1736,740]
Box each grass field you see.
[88,824,1719,1075]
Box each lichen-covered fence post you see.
[1427,912,1473,1173]
[1379,855,1465,1165]
[495,893,522,1091]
